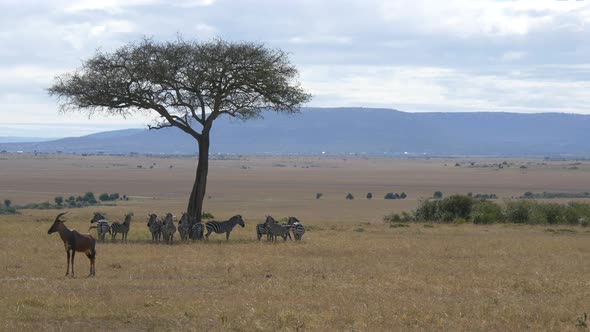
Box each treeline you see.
[2,192,127,212]
[521,191,590,199]
[0,200,17,215]
[385,195,590,226]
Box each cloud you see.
[301,64,590,114]
[0,0,589,137]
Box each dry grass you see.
[1,154,590,330]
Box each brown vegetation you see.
[1,154,590,330]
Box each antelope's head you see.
[48,212,68,234]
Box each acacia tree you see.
[49,38,311,227]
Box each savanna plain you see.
[1,154,590,331]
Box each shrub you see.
[346,193,354,200]
[316,193,323,199]
[366,193,372,200]
[505,201,531,224]
[414,199,441,222]
[384,213,401,222]
[440,195,473,221]
[384,193,396,199]
[82,192,97,204]
[202,212,215,219]
[54,196,64,206]
[433,191,443,199]
[99,193,110,201]
[471,200,502,224]
[4,199,11,207]
[400,192,407,199]
[109,193,120,201]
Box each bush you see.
[99,193,110,201]
[82,192,97,204]
[346,193,354,200]
[471,200,502,224]
[505,201,531,224]
[400,192,407,199]
[316,193,323,199]
[384,193,396,199]
[54,196,64,206]
[4,199,11,208]
[202,212,215,219]
[440,195,473,221]
[433,191,443,199]
[366,193,372,200]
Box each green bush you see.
[470,200,502,224]
[504,201,531,224]
[99,193,110,201]
[202,212,215,219]
[440,195,473,221]
[433,191,443,199]
[83,192,97,204]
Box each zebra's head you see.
[234,215,245,227]
[90,212,104,224]
[147,214,158,227]
[264,215,276,227]
[287,216,300,225]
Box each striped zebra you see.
[288,217,305,241]
[178,213,190,241]
[191,223,204,240]
[205,215,245,240]
[161,213,176,244]
[256,223,269,241]
[89,212,111,242]
[111,213,132,242]
[264,216,291,242]
[147,214,162,242]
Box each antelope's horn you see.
[55,211,68,222]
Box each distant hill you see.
[1,108,589,156]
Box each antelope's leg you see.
[65,250,70,276]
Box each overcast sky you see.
[1,0,589,137]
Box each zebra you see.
[178,213,190,241]
[147,214,162,242]
[288,216,305,241]
[161,213,176,244]
[256,223,269,241]
[111,213,132,242]
[205,215,245,240]
[264,216,291,242]
[89,212,111,242]
[191,222,204,240]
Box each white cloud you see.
[302,64,590,114]
[501,51,526,62]
[380,0,590,37]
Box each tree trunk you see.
[187,129,210,231]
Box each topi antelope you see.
[47,212,96,278]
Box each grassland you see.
[1,154,590,331]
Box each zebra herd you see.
[88,212,305,243]
[257,216,306,242]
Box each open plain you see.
[1,154,590,331]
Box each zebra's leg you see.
[226,231,230,241]
[257,231,262,241]
[205,229,211,240]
